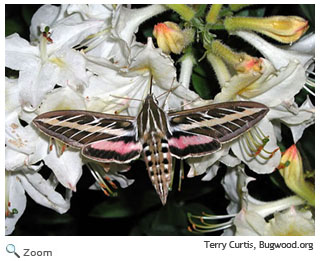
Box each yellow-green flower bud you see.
[224,16,309,44]
[279,145,315,206]
[153,21,193,54]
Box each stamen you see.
[54,140,67,157]
[104,176,118,189]
[178,160,185,192]
[114,103,130,115]
[241,127,279,160]
[49,138,54,152]
[87,163,117,197]
[42,26,53,43]
[169,158,176,191]
[187,212,235,233]
[81,28,112,53]
[61,144,67,155]
[5,207,18,217]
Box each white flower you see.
[198,33,315,176]
[188,164,313,235]
[234,206,315,236]
[5,170,72,235]
[80,4,167,66]
[5,73,48,170]
[5,7,104,112]
[270,96,314,143]
[262,207,314,236]
[5,171,26,235]
[84,37,199,116]
[5,84,74,235]
[5,113,47,171]
[222,165,313,236]
[235,31,314,69]
[5,77,21,115]
[66,4,114,20]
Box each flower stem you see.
[207,53,231,87]
[206,4,222,24]
[211,40,244,67]
[179,53,195,89]
[165,4,195,21]
[129,4,167,31]
[229,4,251,12]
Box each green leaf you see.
[22,5,39,26]
[191,63,214,99]
[195,4,207,18]
[133,202,192,235]
[5,19,24,36]
[89,198,134,218]
[236,6,266,17]
[299,4,315,26]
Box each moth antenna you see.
[165,96,201,113]
[109,94,143,102]
[157,77,181,109]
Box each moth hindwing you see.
[33,96,268,205]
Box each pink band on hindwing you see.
[168,135,214,149]
[90,140,142,155]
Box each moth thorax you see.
[142,132,172,205]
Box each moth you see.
[33,92,269,205]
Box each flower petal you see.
[5,33,39,71]
[18,172,72,214]
[187,145,230,177]
[247,60,306,107]
[38,85,86,114]
[5,174,27,235]
[5,111,36,155]
[5,148,27,171]
[47,17,105,51]
[264,207,315,236]
[115,5,167,45]
[201,162,220,181]
[19,61,60,111]
[67,4,114,20]
[44,146,83,191]
[269,96,314,143]
[5,77,20,115]
[50,48,89,89]
[234,209,267,236]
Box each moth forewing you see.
[169,101,269,140]
[33,110,136,147]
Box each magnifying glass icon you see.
[6,244,20,258]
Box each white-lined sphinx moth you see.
[33,94,268,205]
